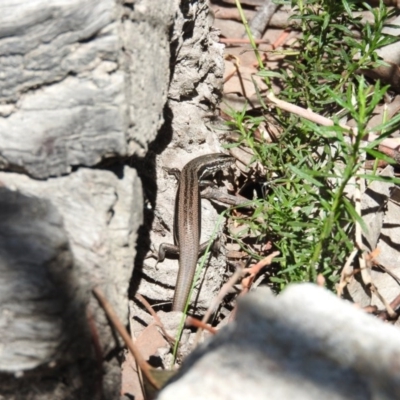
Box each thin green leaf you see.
[257,70,284,79]
[342,197,368,234]
[288,165,324,187]
[357,174,400,185]
[365,148,396,164]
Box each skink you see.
[158,153,234,312]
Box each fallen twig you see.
[266,92,400,150]
[135,294,175,345]
[92,287,161,391]
[186,316,217,334]
[374,263,400,286]
[194,265,245,346]
[241,251,280,294]
[337,248,359,297]
[86,307,104,400]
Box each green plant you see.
[228,0,400,290]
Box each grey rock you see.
[0,187,82,372]
[0,166,142,398]
[0,166,141,344]
[136,0,227,312]
[0,0,224,397]
[0,0,174,178]
[159,284,400,399]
